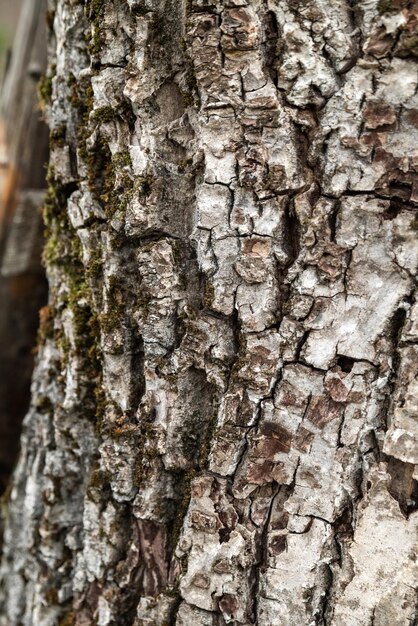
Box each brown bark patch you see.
[405,109,418,128]
[317,252,343,280]
[213,558,233,574]
[306,396,341,428]
[294,426,315,453]
[218,593,240,618]
[221,9,259,51]
[137,520,168,596]
[234,257,269,284]
[246,459,275,485]
[298,468,321,489]
[191,573,210,589]
[190,510,218,533]
[366,30,394,58]
[363,101,397,129]
[279,385,301,408]
[325,374,350,403]
[256,421,293,456]
[271,510,289,531]
[269,533,287,556]
[255,435,290,457]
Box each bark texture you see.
[1,1,418,625]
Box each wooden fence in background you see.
[0,0,48,493]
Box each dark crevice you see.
[383,197,414,220]
[283,198,301,267]
[128,326,145,417]
[261,10,279,85]
[387,301,411,405]
[226,306,242,389]
[333,501,355,568]
[249,483,280,623]
[336,355,355,373]
[328,199,340,241]
[391,305,409,345]
[128,231,182,247]
[317,562,333,626]
[294,329,310,362]
[167,595,182,626]
[250,465,299,623]
[385,455,418,518]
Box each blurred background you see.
[0,0,23,81]
[0,0,48,500]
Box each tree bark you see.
[1,1,417,625]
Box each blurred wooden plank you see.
[2,0,47,170]
[1,190,44,276]
[0,0,48,260]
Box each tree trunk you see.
[1,1,417,625]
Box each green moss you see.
[44,588,58,604]
[377,0,406,13]
[83,139,136,219]
[112,150,132,169]
[203,280,215,309]
[50,124,67,149]
[67,73,94,123]
[42,222,81,268]
[58,612,76,626]
[56,328,71,361]
[88,468,110,490]
[132,414,162,486]
[99,310,121,336]
[84,136,114,206]
[91,106,116,124]
[181,65,201,108]
[38,74,53,105]
[67,280,104,426]
[85,0,105,55]
[42,166,105,428]
[35,395,53,413]
[281,299,291,316]
[42,169,80,269]
[43,168,64,225]
[86,245,103,281]
[66,72,137,222]
[397,34,418,58]
[90,100,135,129]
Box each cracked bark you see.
[0,0,417,625]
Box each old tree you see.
[1,0,418,624]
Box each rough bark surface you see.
[1,1,418,625]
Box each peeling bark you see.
[1,0,418,625]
